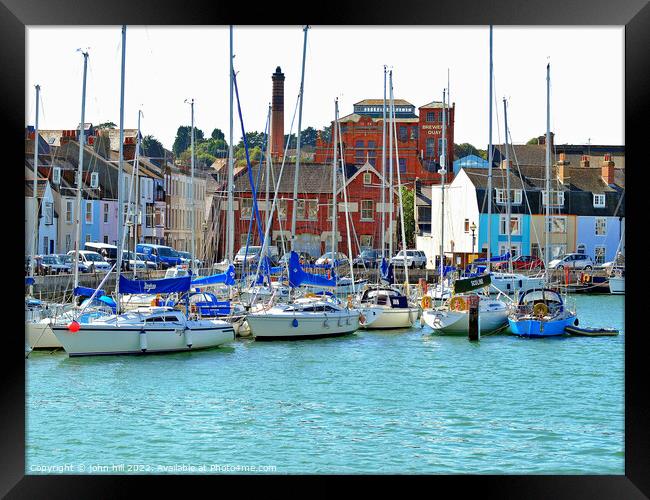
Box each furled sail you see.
[192,264,236,287]
[288,251,337,288]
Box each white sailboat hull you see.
[421,299,509,335]
[609,276,624,294]
[247,309,360,340]
[25,320,61,349]
[51,319,234,357]
[359,306,419,329]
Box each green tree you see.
[454,142,482,159]
[320,125,332,144]
[96,121,117,129]
[300,126,318,147]
[172,125,205,157]
[284,133,297,149]
[211,128,226,142]
[399,186,416,248]
[526,137,540,145]
[141,135,165,164]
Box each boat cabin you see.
[359,287,408,308]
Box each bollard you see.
[468,294,480,341]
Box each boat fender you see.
[449,296,467,312]
[347,295,353,309]
[139,329,147,352]
[292,318,299,328]
[184,328,193,348]
[323,315,329,328]
[574,318,579,326]
[359,313,365,325]
[421,296,432,310]
[67,321,80,333]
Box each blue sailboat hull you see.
[508,314,577,338]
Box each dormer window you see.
[593,193,606,208]
[363,172,372,185]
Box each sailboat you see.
[422,29,508,336]
[51,26,235,356]
[507,63,578,337]
[358,69,418,329]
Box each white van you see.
[67,250,112,273]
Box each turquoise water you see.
[26,294,624,474]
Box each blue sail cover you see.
[288,251,337,288]
[192,265,236,287]
[473,252,510,263]
[380,258,394,283]
[25,277,35,286]
[119,274,191,295]
[73,286,106,298]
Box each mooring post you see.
[468,294,480,341]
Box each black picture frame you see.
[3,0,647,496]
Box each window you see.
[399,159,406,173]
[542,190,565,207]
[240,198,253,219]
[85,234,91,243]
[240,233,250,247]
[65,200,73,224]
[531,243,540,259]
[360,235,373,248]
[513,190,522,205]
[595,217,607,236]
[499,243,520,259]
[297,199,318,221]
[277,199,288,220]
[363,172,372,185]
[146,204,154,227]
[593,194,606,208]
[103,203,109,223]
[399,126,408,142]
[361,200,373,221]
[103,235,109,244]
[547,216,567,233]
[65,234,71,252]
[42,236,49,255]
[355,140,364,149]
[85,201,93,224]
[426,111,435,122]
[426,138,435,158]
[438,138,448,157]
[495,189,506,204]
[495,189,522,205]
[594,246,606,264]
[367,140,376,149]
[499,215,521,235]
[464,219,469,233]
[577,244,586,254]
[550,244,566,259]
[44,202,53,225]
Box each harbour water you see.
[26,294,624,474]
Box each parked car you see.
[315,252,349,266]
[136,252,158,270]
[279,251,311,265]
[32,254,71,275]
[67,250,112,273]
[495,255,544,271]
[122,251,148,271]
[234,245,262,267]
[61,254,89,273]
[548,253,594,270]
[84,242,118,266]
[390,250,427,269]
[176,251,204,268]
[353,249,382,268]
[135,244,183,269]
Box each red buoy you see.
[68,321,80,333]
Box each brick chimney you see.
[579,154,590,168]
[601,153,615,185]
[123,136,136,161]
[556,152,569,183]
[271,66,285,160]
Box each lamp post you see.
[470,221,477,254]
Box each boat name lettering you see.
[144,283,156,292]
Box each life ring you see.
[533,302,549,317]
[421,295,432,310]
[449,296,467,311]
[582,273,591,283]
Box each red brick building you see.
[314,99,455,186]
[223,161,400,258]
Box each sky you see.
[26,26,624,151]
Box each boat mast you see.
[439,89,447,286]
[132,109,143,278]
[265,103,271,233]
[115,25,126,312]
[381,66,387,260]
[544,63,551,281]
[487,25,493,273]
[331,99,339,265]
[73,50,89,291]
[337,111,356,294]
[388,70,394,258]
[227,25,235,263]
[188,98,196,275]
[28,84,40,296]
[503,98,513,274]
[290,25,309,251]
[390,74,409,292]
